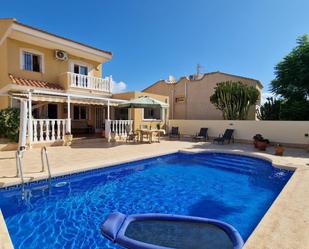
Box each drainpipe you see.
[185,82,187,119]
[28,91,33,148]
[66,96,71,133]
[171,87,174,120]
[105,100,111,141]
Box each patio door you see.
[95,107,105,132]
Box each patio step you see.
[71,137,106,145]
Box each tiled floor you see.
[0,139,309,249]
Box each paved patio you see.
[0,139,309,249]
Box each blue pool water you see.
[0,152,292,249]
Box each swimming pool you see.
[0,152,292,249]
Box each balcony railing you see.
[31,119,67,143]
[68,72,112,93]
[105,120,133,141]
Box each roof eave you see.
[8,21,112,62]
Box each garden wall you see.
[169,120,309,147]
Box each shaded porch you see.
[12,89,133,148]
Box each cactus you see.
[210,81,260,120]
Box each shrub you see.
[0,108,20,142]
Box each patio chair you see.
[169,127,180,140]
[193,128,209,141]
[213,129,234,144]
[125,125,138,143]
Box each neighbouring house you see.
[0,18,169,148]
[143,72,263,120]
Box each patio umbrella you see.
[118,96,168,108]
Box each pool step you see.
[191,158,257,175]
[205,158,259,170]
[212,155,265,166]
[192,157,255,171]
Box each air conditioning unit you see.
[55,50,68,61]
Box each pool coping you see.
[0,148,307,249]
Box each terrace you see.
[0,138,309,249]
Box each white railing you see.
[31,119,67,143]
[68,72,112,93]
[105,120,133,141]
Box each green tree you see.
[0,108,20,142]
[257,97,282,120]
[271,35,309,100]
[210,81,260,120]
[280,100,309,120]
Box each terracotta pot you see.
[256,141,268,151]
[64,134,73,146]
[275,145,285,156]
[253,140,258,148]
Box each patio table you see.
[136,129,166,143]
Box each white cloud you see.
[111,80,127,93]
[261,92,275,104]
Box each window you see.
[74,105,88,120]
[143,107,161,120]
[11,99,20,109]
[175,96,185,103]
[22,51,42,72]
[74,64,88,75]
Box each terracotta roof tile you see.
[9,74,64,90]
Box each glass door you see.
[74,64,88,86]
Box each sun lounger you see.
[214,129,234,144]
[193,128,208,141]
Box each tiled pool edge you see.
[0,150,180,189]
[0,210,13,249]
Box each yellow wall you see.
[0,96,10,109]
[112,92,169,131]
[6,38,102,87]
[0,40,10,89]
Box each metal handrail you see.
[41,147,52,187]
[15,150,25,199]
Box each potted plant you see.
[253,134,269,151]
[64,132,73,146]
[275,144,285,156]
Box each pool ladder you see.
[15,150,26,199]
[41,146,52,188]
[15,147,52,199]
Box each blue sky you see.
[1,0,309,96]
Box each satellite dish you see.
[166,75,176,84]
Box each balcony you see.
[64,72,112,93]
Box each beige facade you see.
[143,72,263,120]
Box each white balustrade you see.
[67,72,112,93]
[105,120,133,141]
[31,119,67,143]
